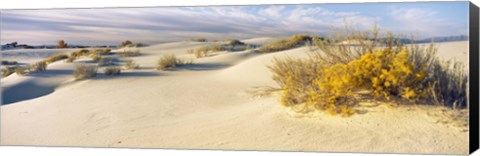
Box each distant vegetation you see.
[57,40,68,49]
[268,27,468,117]
[67,48,112,63]
[259,34,313,53]
[116,49,141,57]
[189,39,253,58]
[190,38,208,42]
[120,40,147,48]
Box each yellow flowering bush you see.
[282,48,428,116]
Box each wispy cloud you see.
[387,7,467,36]
[0,3,469,45]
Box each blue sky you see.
[0,1,469,45]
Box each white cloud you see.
[1,5,465,45]
[387,7,466,37]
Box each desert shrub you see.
[408,43,468,109]
[192,40,251,58]
[70,49,90,58]
[91,54,101,62]
[121,40,133,47]
[14,65,27,76]
[124,59,139,69]
[224,39,245,45]
[191,38,208,42]
[194,48,209,58]
[268,57,321,109]
[91,48,111,56]
[104,66,121,76]
[305,48,426,116]
[66,57,76,63]
[97,57,114,67]
[156,54,190,70]
[74,64,97,80]
[259,34,312,53]
[28,61,48,72]
[45,53,68,64]
[117,49,141,57]
[269,26,467,116]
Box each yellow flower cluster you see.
[304,48,426,116]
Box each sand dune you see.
[0,40,469,154]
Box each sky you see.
[0,1,470,46]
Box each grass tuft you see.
[74,64,97,80]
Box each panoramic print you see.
[0,2,471,154]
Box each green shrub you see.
[74,64,97,80]
[45,53,68,64]
[104,66,121,76]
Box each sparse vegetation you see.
[156,54,190,70]
[268,26,468,117]
[2,67,14,77]
[191,39,250,58]
[14,65,27,76]
[45,53,69,64]
[117,49,141,57]
[98,57,114,67]
[90,48,111,56]
[70,49,91,58]
[124,59,139,69]
[104,66,121,76]
[74,64,97,80]
[259,34,313,53]
[57,40,68,48]
[191,38,208,42]
[120,40,146,48]
[66,57,76,63]
[28,61,48,72]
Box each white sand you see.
[0,40,469,154]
